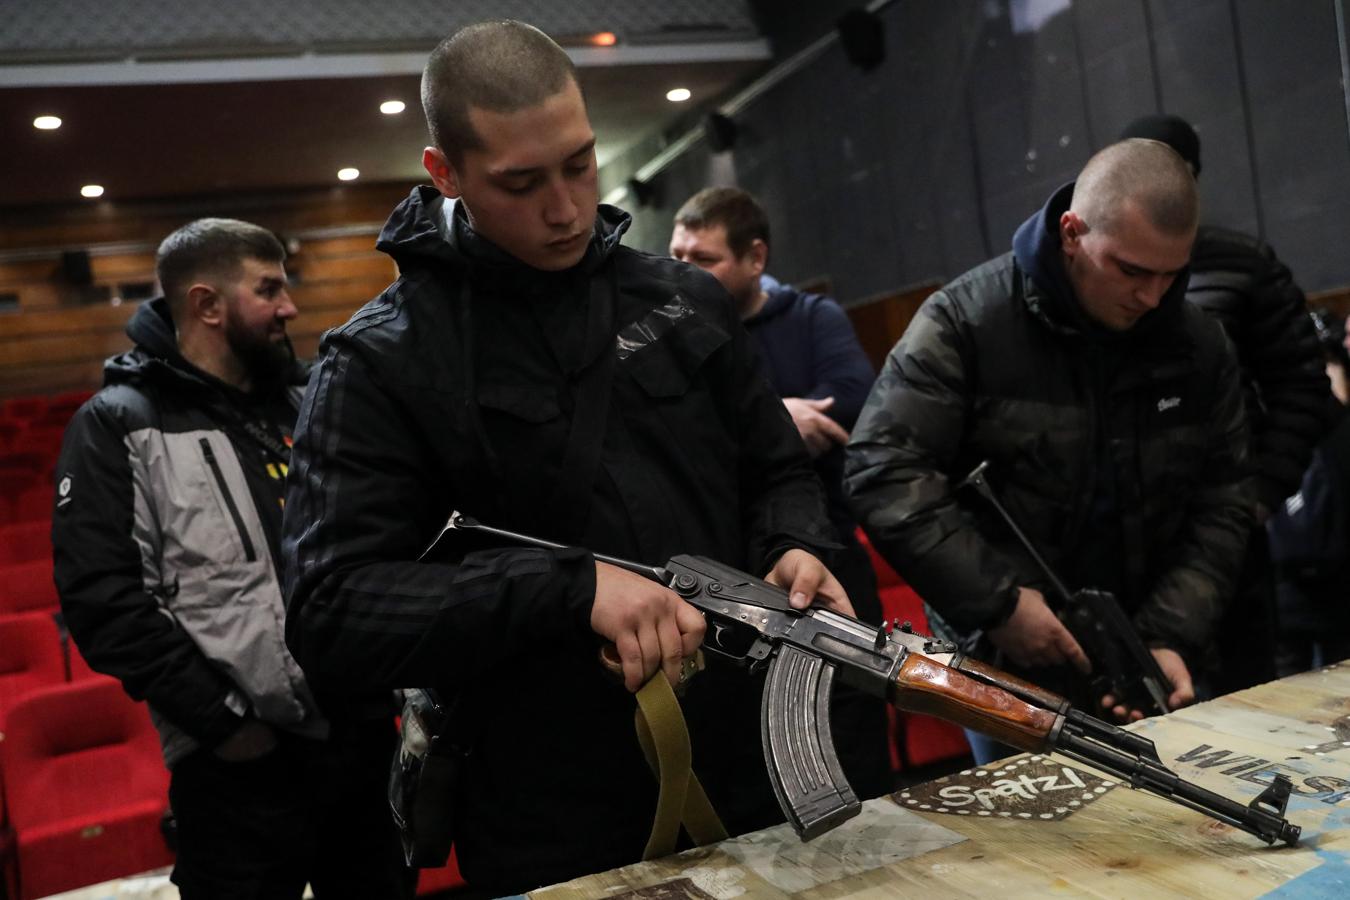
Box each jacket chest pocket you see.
[161,433,263,574]
[475,383,567,488]
[621,311,728,399]
[618,309,733,460]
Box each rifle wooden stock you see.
[891,655,1059,752]
[949,655,1069,711]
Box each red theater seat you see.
[416,849,467,896]
[1,398,46,422]
[0,560,59,616]
[0,521,50,566]
[1,679,171,899]
[0,613,66,738]
[10,485,51,524]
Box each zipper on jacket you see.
[200,438,258,562]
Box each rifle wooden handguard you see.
[891,655,1059,752]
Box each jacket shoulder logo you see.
[1157,396,1181,413]
[57,474,73,507]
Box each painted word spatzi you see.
[896,754,1115,821]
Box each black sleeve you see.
[52,396,245,747]
[844,293,1023,631]
[1240,248,1334,511]
[281,333,599,694]
[1189,233,1335,511]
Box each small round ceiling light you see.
[337,167,360,181]
[33,115,63,130]
[80,184,104,198]
[379,100,406,115]
[666,88,692,103]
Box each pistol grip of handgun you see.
[761,645,861,841]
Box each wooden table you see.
[530,661,1350,899]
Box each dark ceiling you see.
[0,58,768,209]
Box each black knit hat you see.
[1118,114,1201,177]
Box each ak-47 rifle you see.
[959,460,1173,715]
[448,514,1300,847]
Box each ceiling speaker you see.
[703,113,738,153]
[837,9,885,72]
[61,250,93,286]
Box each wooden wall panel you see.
[0,194,404,399]
[845,281,943,373]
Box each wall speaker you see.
[703,113,738,153]
[837,9,885,72]
[61,250,93,285]
[628,177,657,207]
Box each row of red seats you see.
[0,390,89,527]
[1,391,93,426]
[0,609,171,900]
[0,516,465,896]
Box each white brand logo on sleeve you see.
[1157,396,1181,413]
[57,475,73,507]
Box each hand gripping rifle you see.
[958,460,1173,716]
[449,514,1300,847]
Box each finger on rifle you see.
[636,620,662,691]
[657,613,685,689]
[1167,670,1195,708]
[614,632,645,693]
[675,601,706,657]
[1057,626,1092,674]
[786,560,823,609]
[815,571,856,617]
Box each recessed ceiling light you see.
[379,100,405,115]
[589,31,617,47]
[666,88,692,103]
[33,115,62,130]
[80,184,104,198]
[337,168,360,181]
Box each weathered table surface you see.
[530,661,1350,899]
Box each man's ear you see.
[1059,210,1087,253]
[185,282,224,328]
[746,238,769,277]
[423,147,462,199]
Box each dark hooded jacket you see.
[52,299,327,769]
[844,183,1252,665]
[1186,226,1335,513]
[281,187,834,893]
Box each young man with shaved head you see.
[846,140,1251,762]
[282,20,849,894]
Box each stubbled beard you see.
[224,312,293,388]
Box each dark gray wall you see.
[603,0,1350,300]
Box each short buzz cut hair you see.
[155,218,284,314]
[421,20,579,163]
[1071,138,1199,237]
[673,187,771,258]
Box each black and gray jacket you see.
[52,299,326,769]
[845,184,1252,664]
[282,188,834,892]
[1186,226,1334,513]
